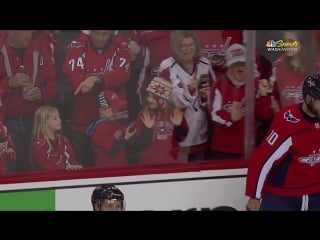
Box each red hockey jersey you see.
[246,104,320,198]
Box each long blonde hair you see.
[31,105,61,148]
[281,30,318,76]
[170,30,201,63]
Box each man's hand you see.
[230,101,243,122]
[27,86,42,101]
[74,75,99,95]
[9,73,31,88]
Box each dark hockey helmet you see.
[91,184,124,210]
[303,74,320,100]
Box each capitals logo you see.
[299,151,320,166]
[284,110,300,123]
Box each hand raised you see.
[141,110,156,128]
[170,108,184,126]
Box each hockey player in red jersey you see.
[246,73,320,211]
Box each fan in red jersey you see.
[63,30,130,168]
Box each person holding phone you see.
[159,30,215,161]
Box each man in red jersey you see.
[0,30,57,172]
[63,30,130,167]
[246,73,320,211]
[129,30,171,120]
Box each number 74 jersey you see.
[62,34,130,133]
[246,103,320,199]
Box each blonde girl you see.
[31,106,83,171]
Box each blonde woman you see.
[159,30,214,161]
[31,106,83,171]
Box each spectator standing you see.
[159,30,214,161]
[63,30,130,167]
[0,30,57,172]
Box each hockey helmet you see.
[91,184,124,211]
[303,74,320,100]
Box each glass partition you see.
[2,30,307,187]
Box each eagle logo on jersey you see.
[284,110,300,123]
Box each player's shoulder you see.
[275,104,303,126]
